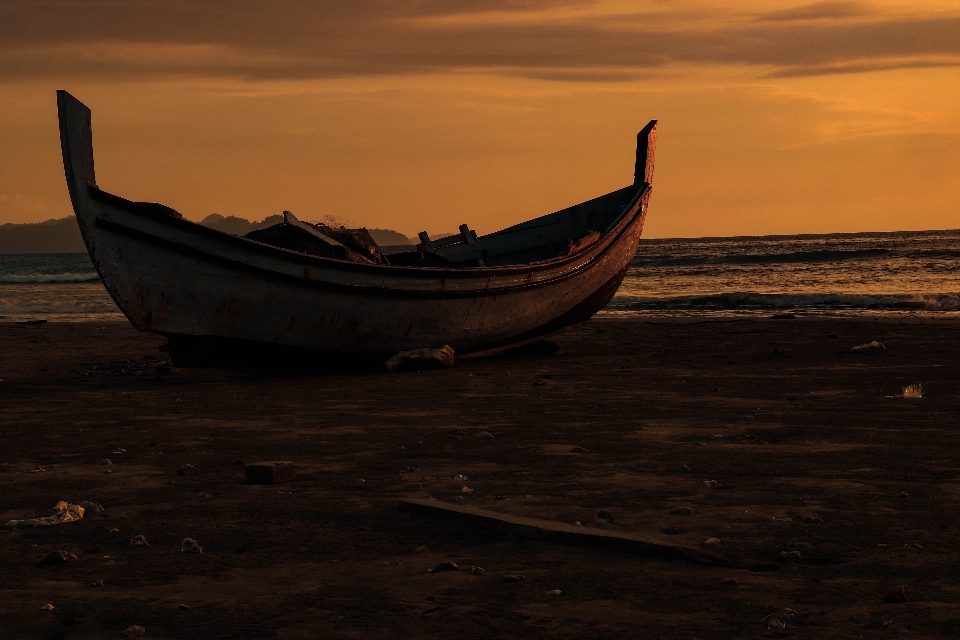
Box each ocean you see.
[2,229,959,322]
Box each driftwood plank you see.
[399,498,731,567]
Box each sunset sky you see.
[1,1,959,238]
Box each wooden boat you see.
[57,90,656,366]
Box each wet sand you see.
[1,317,959,638]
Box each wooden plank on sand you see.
[399,498,731,567]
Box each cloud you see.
[1,1,959,81]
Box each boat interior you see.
[243,183,641,269]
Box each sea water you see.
[2,229,959,322]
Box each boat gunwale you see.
[87,181,648,283]
[91,186,649,298]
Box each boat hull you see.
[58,90,653,362]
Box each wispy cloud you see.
[1,1,959,81]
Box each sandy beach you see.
[1,317,959,638]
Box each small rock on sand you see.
[461,486,473,493]
[179,604,190,610]
[123,625,146,637]
[181,538,203,554]
[130,535,149,546]
[177,464,198,476]
[704,538,721,546]
[851,340,885,351]
[762,614,786,629]
[470,566,485,575]
[429,562,458,573]
[595,510,615,528]
[669,507,692,516]
[40,604,54,611]
[545,589,562,596]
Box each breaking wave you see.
[610,292,960,312]
[0,272,99,284]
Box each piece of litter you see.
[123,625,146,638]
[177,464,198,476]
[40,604,54,611]
[181,538,203,554]
[574,520,582,526]
[6,501,86,528]
[545,589,562,596]
[180,604,190,610]
[429,562,458,573]
[669,507,692,515]
[453,474,468,481]
[901,383,923,398]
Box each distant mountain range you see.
[0,215,415,254]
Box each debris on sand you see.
[851,341,885,351]
[779,550,802,562]
[704,538,721,546]
[79,501,104,513]
[901,383,923,398]
[762,608,799,629]
[502,574,524,582]
[474,431,495,439]
[6,501,86,527]
[385,346,455,372]
[40,604,54,611]
[703,480,718,487]
[244,461,296,484]
[130,535,149,546]
[882,585,908,603]
[181,538,203,554]
[470,566,485,575]
[428,562,458,573]
[123,625,146,637]
[177,464,199,476]
[669,507,692,516]
[461,486,473,493]
[545,589,562,596]
[38,550,77,565]
[452,474,468,481]
[595,510,615,528]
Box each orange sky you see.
[1,0,959,238]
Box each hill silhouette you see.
[0,216,415,254]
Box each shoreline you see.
[2,318,959,637]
